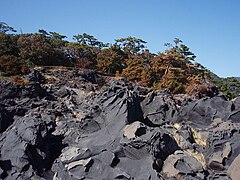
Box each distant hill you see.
[235,77,240,81]
[207,72,240,99]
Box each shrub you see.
[0,55,27,76]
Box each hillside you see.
[1,22,240,179]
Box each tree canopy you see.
[0,22,238,99]
[115,36,146,55]
[0,22,16,33]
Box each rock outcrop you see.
[0,67,240,179]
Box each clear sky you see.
[1,0,239,77]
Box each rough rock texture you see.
[0,67,240,179]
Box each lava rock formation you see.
[0,67,240,180]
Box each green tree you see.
[49,31,67,47]
[121,56,145,82]
[0,22,16,33]
[38,29,49,36]
[73,33,107,48]
[38,29,67,47]
[0,33,19,56]
[66,42,99,68]
[96,45,126,74]
[17,34,71,66]
[70,33,108,68]
[0,55,27,76]
[208,73,240,99]
[49,31,67,40]
[165,38,196,62]
[115,36,146,55]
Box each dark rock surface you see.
[175,95,234,128]
[0,105,14,133]
[0,67,240,179]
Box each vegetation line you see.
[0,22,239,99]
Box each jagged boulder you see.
[162,150,205,179]
[176,95,234,128]
[141,91,178,126]
[0,114,65,179]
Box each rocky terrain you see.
[0,67,240,180]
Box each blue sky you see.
[1,0,239,77]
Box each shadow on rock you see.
[26,134,67,176]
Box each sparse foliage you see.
[0,22,16,33]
